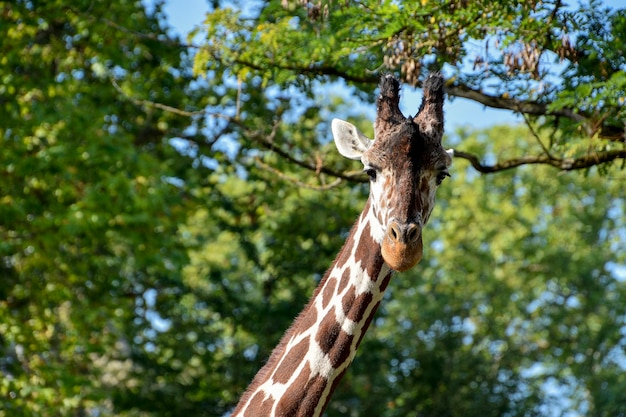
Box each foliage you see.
[1,1,625,417]
[0,0,207,415]
[194,0,626,174]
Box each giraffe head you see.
[332,73,451,272]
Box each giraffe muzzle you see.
[381,221,423,272]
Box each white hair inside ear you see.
[331,119,373,160]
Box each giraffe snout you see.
[381,220,423,272]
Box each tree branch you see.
[235,119,367,183]
[111,78,208,117]
[112,54,625,177]
[445,83,585,122]
[452,149,626,173]
[444,83,626,142]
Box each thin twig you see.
[521,112,555,160]
[111,78,208,117]
[237,119,367,183]
[254,158,344,191]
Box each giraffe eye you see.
[436,170,450,185]
[363,167,377,182]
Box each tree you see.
[193,0,626,177]
[0,1,208,415]
[1,1,625,417]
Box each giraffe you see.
[232,73,452,417]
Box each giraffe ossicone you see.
[232,73,452,417]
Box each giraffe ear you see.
[331,119,373,160]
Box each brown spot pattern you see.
[327,330,354,368]
[337,267,350,294]
[344,291,374,323]
[245,391,274,417]
[274,364,312,416]
[321,277,336,310]
[315,307,341,354]
[275,372,327,417]
[273,338,309,384]
[341,286,355,317]
[355,300,382,347]
[296,308,317,337]
[354,224,372,264]
[353,223,384,278]
[378,271,393,293]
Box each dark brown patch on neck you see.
[272,337,310,384]
[354,219,385,279]
[321,276,337,309]
[337,268,350,295]
[275,367,326,417]
[341,286,374,323]
[244,390,274,416]
[315,307,342,354]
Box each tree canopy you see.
[193,0,626,176]
[1,1,625,417]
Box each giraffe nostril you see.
[388,223,400,241]
[407,224,419,243]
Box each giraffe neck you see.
[232,199,393,417]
